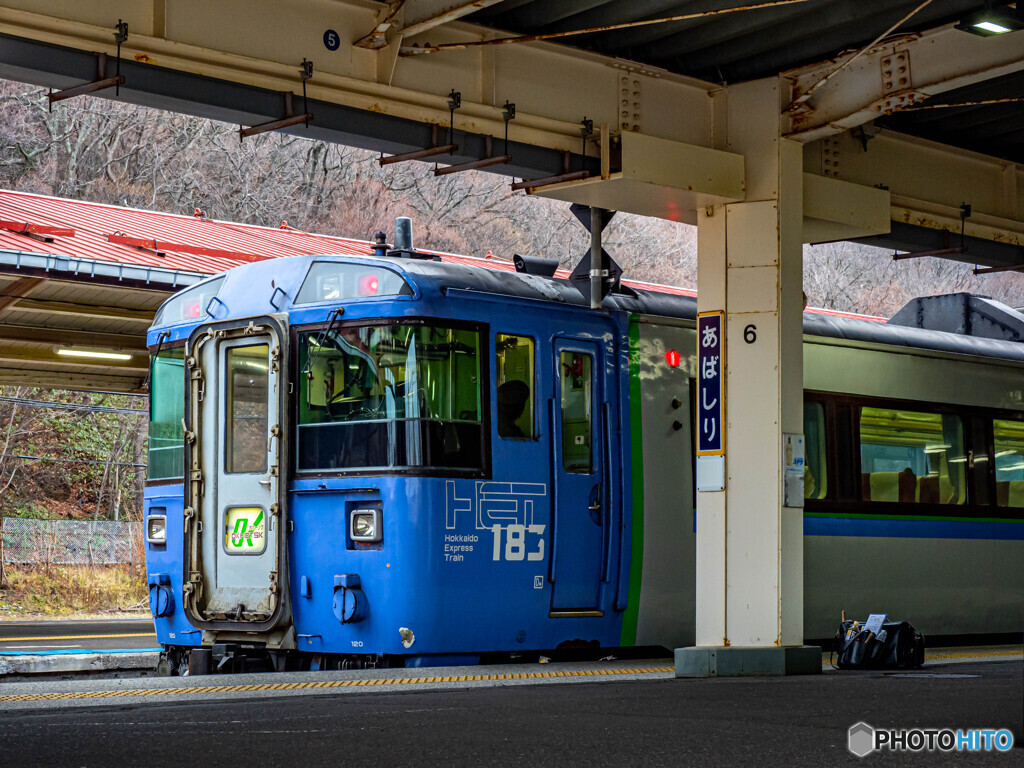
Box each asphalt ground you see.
[0,654,1020,767]
[0,618,157,654]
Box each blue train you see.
[144,223,1024,674]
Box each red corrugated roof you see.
[0,189,885,322]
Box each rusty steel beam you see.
[434,153,511,175]
[353,0,407,49]
[511,170,590,191]
[973,263,1024,275]
[379,143,458,166]
[402,0,510,41]
[892,245,966,261]
[785,23,1024,142]
[400,0,814,55]
[239,112,313,139]
[47,74,124,105]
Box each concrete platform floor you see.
[0,650,1020,766]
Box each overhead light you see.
[56,348,133,361]
[957,3,1024,36]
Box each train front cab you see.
[285,283,631,665]
[145,258,666,670]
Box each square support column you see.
[677,78,819,676]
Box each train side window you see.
[149,348,186,480]
[804,402,827,500]
[859,406,966,505]
[495,333,535,439]
[560,351,592,473]
[992,419,1024,507]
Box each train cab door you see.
[183,317,290,633]
[550,337,610,614]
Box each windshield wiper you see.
[302,307,344,378]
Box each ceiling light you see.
[957,3,1024,36]
[56,348,133,361]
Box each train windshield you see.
[297,323,483,472]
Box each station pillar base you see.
[674,645,822,678]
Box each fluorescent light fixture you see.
[975,20,1012,33]
[957,3,1024,36]
[56,348,133,361]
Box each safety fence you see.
[0,518,142,565]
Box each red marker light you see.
[665,349,681,368]
[358,273,380,296]
[187,301,202,318]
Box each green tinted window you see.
[496,334,535,439]
[297,324,483,472]
[859,407,966,505]
[149,349,185,480]
[804,402,827,500]
[993,419,1024,507]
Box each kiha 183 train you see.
[144,220,1024,674]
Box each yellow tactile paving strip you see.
[0,666,674,703]
[0,633,156,642]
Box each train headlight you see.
[146,514,167,544]
[350,509,382,543]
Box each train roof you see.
[153,251,1024,366]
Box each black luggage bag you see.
[831,619,925,670]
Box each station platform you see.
[0,649,1020,766]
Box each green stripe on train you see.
[620,318,645,647]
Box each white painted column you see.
[692,77,806,655]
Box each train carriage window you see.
[148,349,185,480]
[804,402,827,500]
[560,351,593,473]
[992,419,1024,507]
[859,407,966,505]
[297,323,483,472]
[495,334,535,439]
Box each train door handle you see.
[588,484,602,524]
[258,479,272,488]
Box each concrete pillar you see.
[676,78,820,676]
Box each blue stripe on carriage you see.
[804,515,1024,540]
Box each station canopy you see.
[0,190,374,393]
[464,1,1024,165]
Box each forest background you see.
[1,75,1023,530]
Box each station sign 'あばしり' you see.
[696,311,724,456]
